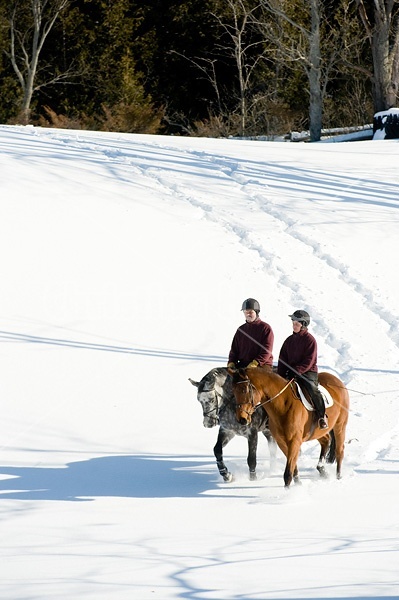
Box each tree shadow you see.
[0,454,220,502]
[0,329,225,363]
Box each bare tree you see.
[355,0,399,111]
[257,0,346,141]
[308,0,322,141]
[211,0,268,136]
[7,0,70,123]
[170,0,270,137]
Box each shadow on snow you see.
[0,454,250,502]
[0,329,225,363]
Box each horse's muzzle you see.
[203,417,219,428]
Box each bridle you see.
[235,376,295,417]
[200,388,223,420]
[234,378,259,418]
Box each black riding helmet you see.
[289,309,310,327]
[241,298,260,313]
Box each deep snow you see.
[0,124,398,599]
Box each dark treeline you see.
[0,0,397,139]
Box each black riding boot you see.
[298,372,328,429]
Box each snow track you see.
[132,142,399,377]
[33,128,399,387]
[1,126,399,599]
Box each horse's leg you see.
[284,439,302,488]
[333,425,346,480]
[262,431,277,473]
[214,427,235,482]
[316,434,331,478]
[319,373,349,479]
[247,429,258,481]
[293,465,301,485]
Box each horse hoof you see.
[249,471,257,481]
[317,466,328,479]
[222,472,233,483]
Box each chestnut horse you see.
[229,367,349,487]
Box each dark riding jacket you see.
[228,317,274,367]
[277,328,326,420]
[277,328,318,377]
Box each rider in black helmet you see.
[227,298,274,369]
[277,310,328,429]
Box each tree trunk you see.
[8,0,69,123]
[308,0,322,141]
[372,7,393,110]
[357,0,399,112]
[258,0,325,141]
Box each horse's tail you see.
[326,430,336,463]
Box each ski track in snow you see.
[35,130,399,385]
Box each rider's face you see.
[292,320,302,333]
[244,309,257,323]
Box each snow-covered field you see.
[0,125,398,599]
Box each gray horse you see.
[189,367,276,482]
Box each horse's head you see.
[229,367,262,425]
[189,368,228,428]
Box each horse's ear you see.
[189,378,199,388]
[236,368,247,379]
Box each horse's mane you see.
[198,366,229,393]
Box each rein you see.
[255,378,295,409]
[235,376,295,412]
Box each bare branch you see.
[7,0,71,122]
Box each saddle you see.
[293,382,334,412]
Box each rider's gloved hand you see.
[227,362,235,369]
[247,360,259,368]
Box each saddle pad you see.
[298,384,334,412]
